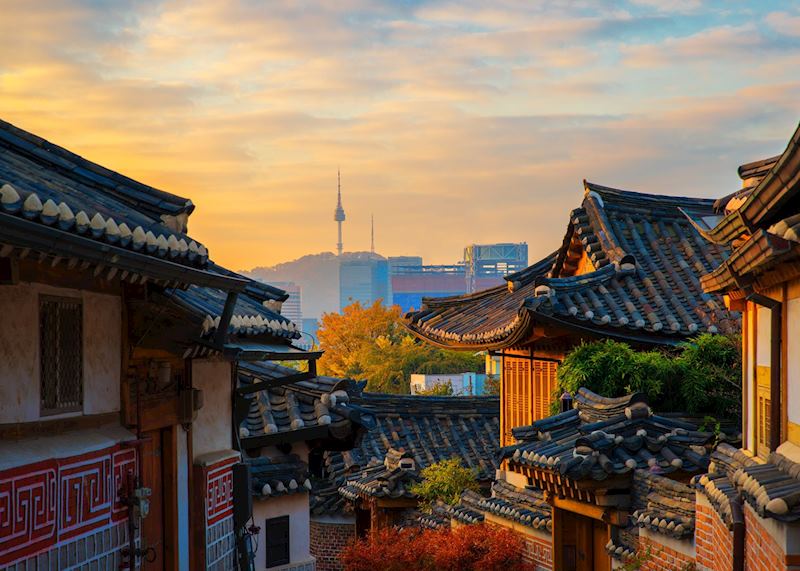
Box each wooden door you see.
[592,520,611,571]
[141,429,165,570]
[556,509,610,571]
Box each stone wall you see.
[309,519,355,571]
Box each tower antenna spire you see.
[334,168,346,256]
[371,213,375,254]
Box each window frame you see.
[39,294,84,416]
[264,515,291,568]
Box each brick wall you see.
[695,502,733,571]
[638,535,695,571]
[309,520,355,571]
[744,505,788,571]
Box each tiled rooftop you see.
[0,118,210,269]
[406,182,738,349]
[311,393,499,515]
[503,389,716,481]
[249,454,312,498]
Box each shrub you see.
[410,457,479,508]
[340,524,536,571]
[554,335,741,418]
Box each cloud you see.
[1,0,798,270]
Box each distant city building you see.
[339,254,391,310]
[410,372,487,396]
[296,317,320,350]
[271,281,302,324]
[463,242,528,292]
[389,256,466,313]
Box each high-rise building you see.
[389,257,466,313]
[463,242,528,293]
[270,281,302,325]
[339,254,391,310]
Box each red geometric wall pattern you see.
[206,456,236,525]
[0,444,137,566]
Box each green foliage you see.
[317,301,484,393]
[409,457,479,509]
[484,374,500,396]
[416,381,454,396]
[554,334,741,418]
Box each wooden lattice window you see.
[40,296,83,415]
[503,357,559,444]
[756,365,771,460]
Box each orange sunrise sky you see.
[3,0,800,270]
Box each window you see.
[40,296,83,415]
[265,515,290,567]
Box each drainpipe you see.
[745,291,782,452]
[730,495,745,571]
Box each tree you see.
[553,335,741,418]
[416,381,454,396]
[340,525,536,571]
[317,301,484,393]
[410,457,479,508]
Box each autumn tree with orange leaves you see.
[317,301,483,393]
[340,525,536,571]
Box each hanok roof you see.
[0,118,240,290]
[238,361,366,448]
[249,454,312,498]
[311,394,500,515]
[502,388,715,481]
[696,122,800,293]
[475,479,551,531]
[339,448,422,501]
[406,182,738,349]
[704,444,800,522]
[631,470,695,539]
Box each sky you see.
[2,1,800,271]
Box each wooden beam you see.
[544,492,627,526]
[214,291,238,347]
[0,411,120,440]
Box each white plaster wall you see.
[786,299,800,427]
[192,358,233,458]
[83,292,121,415]
[252,493,312,570]
[0,282,38,423]
[0,282,121,424]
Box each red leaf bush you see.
[340,524,536,571]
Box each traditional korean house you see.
[427,388,733,571]
[0,118,245,570]
[685,121,800,570]
[307,394,500,571]
[405,184,739,446]
[0,118,368,571]
[145,268,371,571]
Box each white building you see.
[409,372,486,395]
